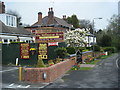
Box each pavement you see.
[80,64,95,67]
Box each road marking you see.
[0,68,18,73]
[17,85,21,88]
[9,83,14,87]
[116,59,119,68]
[25,85,30,88]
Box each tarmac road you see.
[45,53,119,88]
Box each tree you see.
[106,14,120,51]
[64,28,89,52]
[6,10,22,27]
[66,14,80,28]
[79,19,93,34]
[99,34,112,47]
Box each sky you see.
[2,0,119,30]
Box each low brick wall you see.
[23,57,76,83]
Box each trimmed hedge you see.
[103,47,116,53]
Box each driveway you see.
[45,53,119,88]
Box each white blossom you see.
[64,28,89,48]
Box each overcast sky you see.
[2,0,119,30]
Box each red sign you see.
[35,32,64,43]
[20,43,30,59]
[48,42,58,46]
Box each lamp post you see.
[92,17,102,57]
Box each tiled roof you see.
[32,16,73,29]
[0,20,32,36]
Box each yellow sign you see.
[38,43,48,59]
[39,36,59,39]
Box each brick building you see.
[25,8,73,43]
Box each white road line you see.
[0,68,18,73]
[17,85,21,88]
[116,59,119,68]
[25,85,30,88]
[9,83,14,87]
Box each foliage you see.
[48,60,54,66]
[91,45,100,52]
[54,47,69,58]
[65,28,89,51]
[99,34,112,47]
[10,41,25,44]
[66,47,75,54]
[103,47,116,53]
[36,57,46,68]
[79,67,92,70]
[79,19,93,34]
[66,14,80,28]
[86,60,101,64]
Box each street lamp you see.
[92,17,102,57]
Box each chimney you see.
[0,1,5,13]
[48,7,54,24]
[38,12,42,25]
[63,15,66,20]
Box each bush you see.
[91,45,100,52]
[103,47,116,53]
[36,57,46,68]
[78,47,86,52]
[66,47,75,54]
[86,47,92,51]
[54,47,69,58]
[48,60,54,66]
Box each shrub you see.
[48,60,54,66]
[103,47,116,53]
[36,57,46,68]
[91,45,100,52]
[66,47,75,54]
[54,47,69,58]
[78,47,86,52]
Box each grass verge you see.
[79,67,93,70]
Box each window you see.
[11,17,13,26]
[6,16,9,25]
[10,39,12,42]
[4,39,8,42]
[8,16,11,26]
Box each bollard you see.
[16,58,18,66]
[19,67,22,81]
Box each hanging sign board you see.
[48,42,58,46]
[35,32,64,43]
[38,43,48,59]
[20,43,30,59]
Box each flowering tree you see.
[65,28,89,52]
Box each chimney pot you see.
[38,12,42,25]
[49,8,51,11]
[51,7,53,11]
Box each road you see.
[44,53,119,88]
[1,66,49,90]
[1,53,120,89]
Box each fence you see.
[2,42,66,65]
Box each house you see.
[25,8,73,43]
[85,33,96,47]
[0,20,33,44]
[0,1,34,44]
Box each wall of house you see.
[0,35,33,44]
[23,57,76,83]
